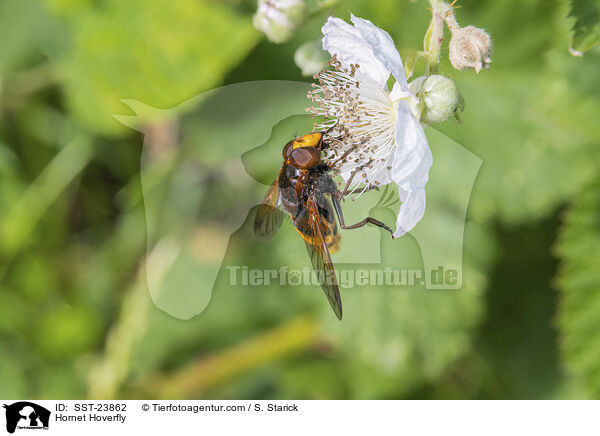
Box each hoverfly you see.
[254,131,394,320]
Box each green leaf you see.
[0,0,59,74]
[0,352,28,398]
[569,0,600,53]
[436,59,600,224]
[425,2,600,225]
[33,304,102,360]
[58,0,260,135]
[556,176,600,397]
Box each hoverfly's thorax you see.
[292,133,321,150]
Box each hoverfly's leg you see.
[338,171,358,199]
[352,184,381,195]
[331,194,395,239]
[338,158,377,200]
[327,135,370,169]
[327,144,359,169]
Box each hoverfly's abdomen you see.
[292,202,341,254]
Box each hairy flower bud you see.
[294,41,329,76]
[253,0,307,44]
[408,75,461,124]
[448,25,493,73]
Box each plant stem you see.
[132,315,320,399]
[425,12,444,75]
[0,135,92,259]
[87,275,149,399]
[424,0,454,75]
[428,0,452,14]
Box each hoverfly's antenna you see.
[317,119,341,152]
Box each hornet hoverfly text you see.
[254,131,394,320]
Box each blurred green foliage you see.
[569,0,600,53]
[556,177,600,398]
[0,0,599,400]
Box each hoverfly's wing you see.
[254,166,285,240]
[305,196,343,320]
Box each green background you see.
[0,0,599,399]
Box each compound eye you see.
[289,147,320,169]
[282,141,294,159]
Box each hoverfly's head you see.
[283,133,322,169]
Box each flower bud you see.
[252,0,307,44]
[408,75,462,124]
[294,40,329,76]
[448,25,493,73]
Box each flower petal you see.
[394,188,426,238]
[322,16,392,88]
[350,14,409,91]
[390,100,433,236]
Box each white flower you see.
[308,15,433,238]
[253,0,307,44]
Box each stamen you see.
[307,59,399,195]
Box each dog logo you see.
[3,402,50,434]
